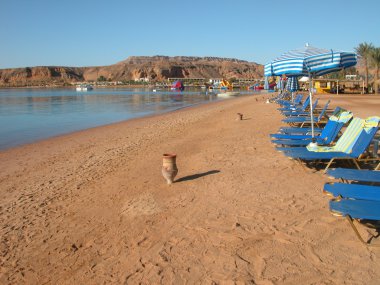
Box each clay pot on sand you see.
[162,153,178,184]
[236,113,243,121]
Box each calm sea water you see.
[0,87,254,150]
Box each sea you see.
[0,87,256,151]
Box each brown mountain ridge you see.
[0,56,264,87]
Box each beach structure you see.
[209,79,233,90]
[220,79,232,90]
[313,78,365,94]
[171,80,185,91]
[168,78,205,86]
[265,44,357,138]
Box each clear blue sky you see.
[1,0,379,68]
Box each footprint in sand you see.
[121,193,161,218]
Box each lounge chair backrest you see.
[319,120,344,143]
[319,108,353,143]
[329,107,353,123]
[317,100,330,121]
[299,96,310,111]
[312,98,319,110]
[328,107,342,120]
[294,94,303,104]
[333,118,364,153]
[350,117,380,157]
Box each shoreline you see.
[0,94,246,152]
[2,91,377,153]
[1,94,379,284]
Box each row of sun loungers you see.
[269,93,380,246]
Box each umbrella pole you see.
[308,73,315,139]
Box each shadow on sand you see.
[175,170,220,183]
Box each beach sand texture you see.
[0,94,380,284]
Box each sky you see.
[1,0,380,69]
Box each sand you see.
[0,93,379,285]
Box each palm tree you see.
[355,42,374,93]
[369,47,380,94]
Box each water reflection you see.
[0,87,252,150]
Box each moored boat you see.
[217,91,240,97]
[76,84,93,91]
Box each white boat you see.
[76,84,93,91]
[217,91,240,97]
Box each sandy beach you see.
[1,93,380,284]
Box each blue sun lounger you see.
[276,106,343,135]
[280,97,318,117]
[281,99,318,118]
[282,100,330,124]
[278,126,324,135]
[276,117,364,153]
[277,94,305,110]
[324,183,380,201]
[326,168,380,183]
[271,109,352,146]
[329,198,380,245]
[273,107,344,137]
[279,117,380,172]
[272,121,343,146]
[277,94,303,107]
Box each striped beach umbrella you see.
[286,76,299,102]
[276,76,283,90]
[270,44,357,76]
[287,76,299,92]
[264,62,274,77]
[265,44,357,138]
[264,76,269,90]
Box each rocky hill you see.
[0,56,264,87]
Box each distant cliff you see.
[0,56,263,87]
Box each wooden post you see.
[337,80,339,95]
[362,79,365,94]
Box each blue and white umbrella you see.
[264,62,274,77]
[264,76,269,90]
[286,76,299,92]
[265,44,357,137]
[286,76,299,102]
[276,76,284,91]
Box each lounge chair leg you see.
[352,159,361,170]
[346,216,380,247]
[324,159,335,174]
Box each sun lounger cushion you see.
[327,168,380,183]
[330,199,380,220]
[324,183,380,201]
